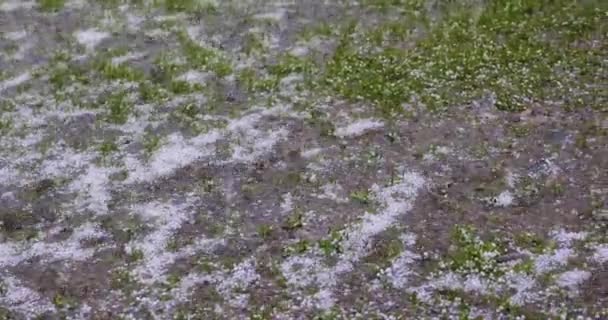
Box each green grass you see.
[95,60,145,82]
[38,0,65,12]
[159,0,217,13]
[99,139,118,157]
[177,31,233,78]
[324,0,607,114]
[447,225,506,277]
[104,91,132,124]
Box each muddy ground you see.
[0,0,607,319]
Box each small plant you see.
[110,268,136,293]
[257,224,274,240]
[169,80,201,95]
[283,239,309,256]
[318,229,343,256]
[176,102,198,120]
[282,210,303,231]
[126,248,145,263]
[350,189,372,205]
[139,81,168,103]
[448,225,506,277]
[161,0,216,13]
[105,92,131,124]
[99,140,118,158]
[143,133,162,155]
[177,31,232,77]
[52,292,74,309]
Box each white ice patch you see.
[74,29,109,51]
[555,269,590,291]
[125,131,221,183]
[230,126,289,163]
[0,277,54,318]
[0,223,106,268]
[382,249,419,289]
[0,72,30,92]
[494,190,514,207]
[68,165,115,215]
[127,201,191,284]
[550,229,587,247]
[316,183,348,203]
[40,148,93,178]
[534,248,573,274]
[253,8,287,22]
[506,272,537,306]
[111,52,146,65]
[593,245,608,264]
[216,258,260,308]
[162,257,259,313]
[0,0,34,11]
[280,172,425,310]
[335,119,384,138]
[177,70,210,84]
[301,147,323,159]
[4,30,27,41]
[281,193,294,213]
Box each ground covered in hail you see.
[0,0,607,319]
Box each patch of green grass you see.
[282,210,304,231]
[151,53,184,84]
[99,139,118,158]
[283,239,309,256]
[38,0,65,12]
[242,32,266,55]
[324,0,607,113]
[142,133,162,155]
[110,268,137,293]
[237,68,277,93]
[104,91,132,124]
[138,81,168,103]
[52,292,76,310]
[48,56,89,91]
[159,0,217,13]
[447,225,506,277]
[126,248,145,264]
[318,229,343,256]
[169,80,202,95]
[514,232,553,254]
[95,60,145,82]
[350,188,372,205]
[177,31,233,77]
[257,224,274,240]
[177,102,199,119]
[0,117,13,134]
